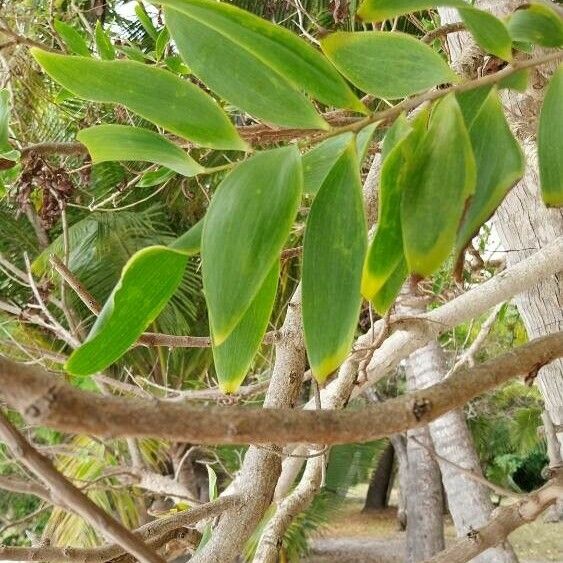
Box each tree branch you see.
[0,410,164,563]
[0,332,561,445]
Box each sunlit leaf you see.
[321,32,456,99]
[77,125,204,176]
[402,94,475,277]
[66,246,189,376]
[303,141,367,382]
[54,19,90,56]
[213,262,278,393]
[160,0,366,129]
[538,65,563,207]
[456,89,524,254]
[202,146,302,344]
[508,3,563,47]
[94,21,115,60]
[31,49,247,151]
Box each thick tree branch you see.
[425,475,563,563]
[0,332,561,445]
[0,410,164,563]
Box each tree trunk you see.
[439,0,563,460]
[363,441,394,511]
[390,434,409,530]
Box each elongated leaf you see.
[303,142,367,382]
[303,125,376,195]
[508,3,563,48]
[135,1,159,40]
[372,258,408,316]
[31,49,246,151]
[362,115,412,300]
[137,167,176,188]
[357,1,513,60]
[0,90,19,163]
[66,246,189,376]
[202,146,302,344]
[160,0,365,129]
[171,218,203,254]
[321,32,456,99]
[402,94,475,277]
[538,65,563,207]
[54,20,90,56]
[213,262,278,393]
[77,125,204,176]
[95,21,115,60]
[456,89,524,254]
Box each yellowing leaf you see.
[77,125,204,177]
[372,258,408,316]
[202,146,302,344]
[321,32,456,99]
[213,262,279,394]
[538,65,563,207]
[31,49,246,151]
[402,94,475,277]
[303,142,367,382]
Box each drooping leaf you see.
[0,90,19,164]
[402,94,476,277]
[54,19,90,56]
[213,261,278,393]
[94,21,115,60]
[456,89,524,254]
[31,49,247,151]
[357,1,513,60]
[303,125,376,195]
[507,3,563,48]
[321,32,457,99]
[66,246,189,376]
[538,65,563,207]
[202,146,302,344]
[77,125,204,177]
[160,0,366,129]
[372,258,408,316]
[362,115,413,300]
[303,141,367,382]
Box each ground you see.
[306,499,563,562]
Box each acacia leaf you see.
[303,141,367,382]
[31,49,247,151]
[401,94,476,277]
[213,261,279,393]
[321,31,457,99]
[160,0,365,129]
[77,125,204,177]
[202,146,302,344]
[538,65,563,207]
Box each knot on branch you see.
[24,383,61,422]
[466,526,481,543]
[412,397,432,421]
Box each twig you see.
[422,22,465,43]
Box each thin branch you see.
[0,475,51,503]
[422,22,466,43]
[0,410,164,563]
[0,332,561,445]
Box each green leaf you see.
[170,218,203,254]
[499,69,529,92]
[362,115,413,300]
[160,0,365,129]
[135,1,159,41]
[372,258,408,316]
[54,19,90,56]
[402,94,476,277]
[213,261,278,393]
[0,90,19,163]
[66,246,189,376]
[303,125,377,196]
[321,32,457,99]
[202,146,302,344]
[538,65,563,207]
[31,49,247,151]
[456,89,524,254]
[357,1,512,60]
[94,21,115,60]
[77,125,204,177]
[508,3,563,48]
[156,27,170,60]
[303,141,367,382]
[137,167,176,188]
